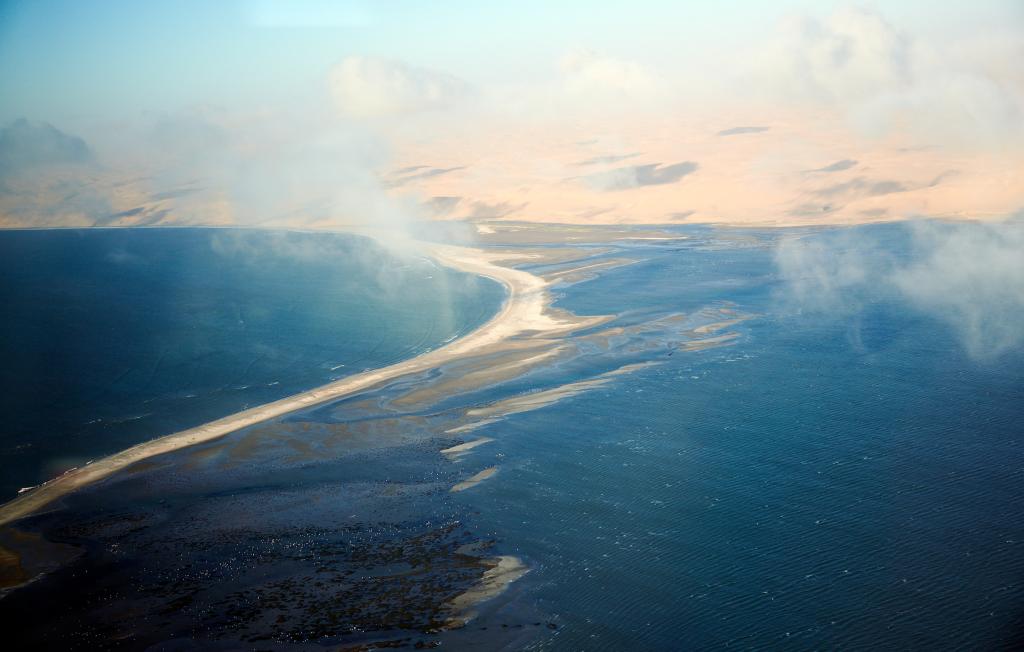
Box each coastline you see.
[0,240,584,528]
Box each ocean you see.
[1,223,1021,649]
[0,228,503,499]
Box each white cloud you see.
[774,230,874,314]
[894,219,1024,358]
[776,218,1024,359]
[757,6,1024,148]
[328,56,470,118]
[771,7,912,104]
[559,49,667,103]
[0,120,110,226]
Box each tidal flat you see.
[1,222,1022,649]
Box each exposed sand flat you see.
[465,361,658,420]
[440,437,494,460]
[450,467,499,492]
[691,318,746,335]
[0,542,26,590]
[488,246,613,266]
[622,236,686,240]
[470,222,683,245]
[0,241,600,527]
[445,418,501,435]
[444,555,529,628]
[542,257,638,284]
[449,362,659,434]
[390,345,567,409]
[679,332,741,351]
[0,526,81,594]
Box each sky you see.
[0,0,1022,228]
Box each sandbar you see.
[440,437,494,460]
[444,555,529,627]
[450,467,499,492]
[0,240,587,527]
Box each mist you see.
[2,3,1022,228]
[775,218,1024,359]
[0,81,454,249]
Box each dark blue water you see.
[455,225,1024,649]
[0,228,503,499]
[2,223,1021,649]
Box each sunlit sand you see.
[0,241,595,527]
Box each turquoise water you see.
[2,223,1022,649]
[0,228,504,499]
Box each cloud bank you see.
[0,119,94,180]
[0,108,431,237]
[2,5,1021,229]
[0,120,110,225]
[328,56,471,118]
[757,6,1024,148]
[560,49,666,101]
[776,218,1024,359]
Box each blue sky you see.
[3,0,1020,126]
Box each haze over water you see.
[1,1,1022,648]
[484,225,1024,648]
[1,222,1021,648]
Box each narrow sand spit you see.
[450,467,499,493]
[447,361,659,435]
[691,318,746,335]
[0,242,602,527]
[440,437,494,460]
[444,555,529,627]
[679,332,741,351]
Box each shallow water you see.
[483,233,1024,649]
[1,224,1022,649]
[0,228,503,498]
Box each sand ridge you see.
[450,467,499,493]
[0,241,596,527]
[443,554,529,628]
[440,437,495,460]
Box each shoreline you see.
[0,240,580,527]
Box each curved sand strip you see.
[444,555,529,628]
[0,242,602,527]
[450,466,499,493]
[440,437,494,460]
